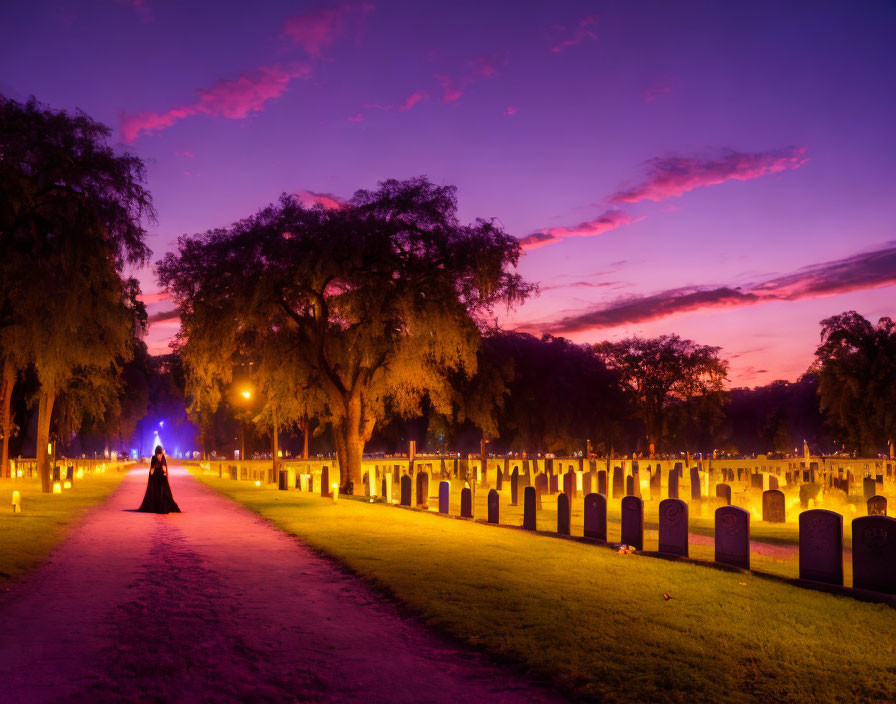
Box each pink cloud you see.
[175,150,195,158]
[610,147,808,203]
[121,64,310,142]
[282,3,374,58]
[526,242,896,334]
[550,15,598,53]
[137,291,170,304]
[519,210,635,251]
[504,105,518,116]
[399,90,428,111]
[437,75,464,103]
[347,112,364,122]
[471,52,509,78]
[295,190,344,210]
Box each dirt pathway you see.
[0,466,563,703]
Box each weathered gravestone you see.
[650,467,662,496]
[612,466,624,498]
[658,498,689,557]
[631,467,641,498]
[768,475,779,491]
[597,470,607,495]
[278,470,289,490]
[438,480,450,513]
[321,466,332,497]
[393,464,401,484]
[416,472,429,507]
[52,466,60,483]
[400,474,413,506]
[557,493,571,535]
[852,515,896,593]
[510,469,520,506]
[750,473,763,490]
[380,475,390,502]
[625,475,635,497]
[563,470,577,499]
[582,471,594,495]
[523,486,537,530]
[495,467,503,491]
[716,483,731,506]
[549,473,559,495]
[715,506,750,570]
[533,473,547,508]
[583,493,607,541]
[863,477,876,500]
[487,489,499,524]
[868,495,888,516]
[620,496,644,550]
[668,470,679,499]
[762,489,785,523]
[460,487,473,518]
[798,509,843,585]
[690,467,702,500]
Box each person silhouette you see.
[138,445,181,514]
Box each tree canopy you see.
[813,311,896,455]
[158,176,532,487]
[0,95,152,488]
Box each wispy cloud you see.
[121,64,310,142]
[610,147,808,204]
[281,3,374,58]
[137,291,170,304]
[504,105,518,116]
[398,90,428,111]
[525,243,896,334]
[519,210,636,251]
[436,52,508,104]
[147,308,180,324]
[550,15,598,52]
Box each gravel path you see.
[0,466,563,703]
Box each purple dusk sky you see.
[3,0,894,385]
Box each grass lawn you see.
[194,472,896,704]
[0,470,128,584]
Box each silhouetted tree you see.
[594,334,728,455]
[158,177,531,488]
[814,311,896,456]
[0,95,152,490]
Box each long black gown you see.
[138,455,181,514]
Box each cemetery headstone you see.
[863,478,876,499]
[715,506,750,570]
[399,474,412,506]
[851,515,896,593]
[549,473,559,494]
[523,486,537,530]
[762,489,786,523]
[597,470,607,495]
[583,493,607,541]
[716,483,731,505]
[690,467,702,500]
[612,466,624,498]
[321,466,331,497]
[768,475,779,491]
[868,495,888,516]
[751,473,763,490]
[557,493,571,535]
[460,487,473,518]
[668,470,679,499]
[487,489,499,524]
[416,472,429,507]
[798,509,843,586]
[582,471,594,495]
[658,498,689,557]
[563,469,577,499]
[625,475,635,497]
[438,480,450,513]
[650,467,662,496]
[620,496,644,550]
[510,469,520,506]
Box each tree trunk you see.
[36,382,56,493]
[270,404,279,484]
[1,358,14,479]
[333,391,365,491]
[302,416,310,459]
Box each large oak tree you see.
[159,177,531,488]
[0,96,152,490]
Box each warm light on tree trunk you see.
[0,359,14,480]
[36,383,56,493]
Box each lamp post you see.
[240,389,251,462]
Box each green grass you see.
[0,470,128,583]
[194,471,896,704]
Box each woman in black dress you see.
[138,445,181,513]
